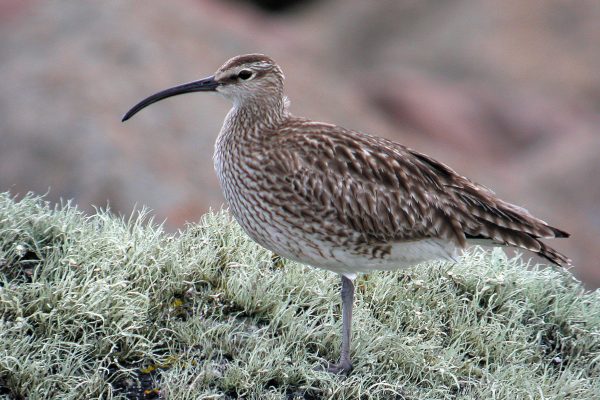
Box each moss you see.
[0,192,598,399]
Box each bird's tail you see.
[536,239,571,267]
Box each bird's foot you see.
[316,359,352,375]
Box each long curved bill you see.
[122,75,219,122]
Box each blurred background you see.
[1,0,599,287]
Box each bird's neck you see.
[214,95,288,190]
[225,95,289,137]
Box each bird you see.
[122,54,571,374]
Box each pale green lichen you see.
[0,192,598,399]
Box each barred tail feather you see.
[537,240,571,267]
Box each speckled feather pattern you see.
[122,54,572,373]
[212,54,570,277]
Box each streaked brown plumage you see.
[123,54,571,374]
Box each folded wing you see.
[264,118,570,266]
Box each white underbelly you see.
[276,236,460,280]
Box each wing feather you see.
[262,118,569,265]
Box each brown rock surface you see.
[1,0,599,286]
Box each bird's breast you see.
[214,130,286,250]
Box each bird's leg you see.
[325,274,354,374]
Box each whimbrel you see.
[122,54,570,374]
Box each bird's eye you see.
[238,70,253,80]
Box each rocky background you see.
[1,0,599,287]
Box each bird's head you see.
[122,54,284,121]
[214,54,284,103]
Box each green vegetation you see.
[0,192,598,399]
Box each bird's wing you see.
[264,119,569,264]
